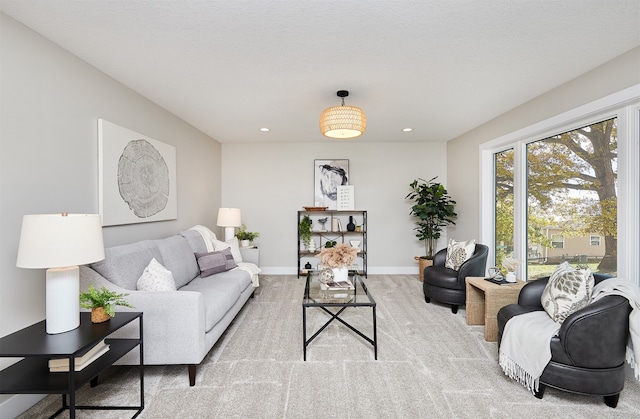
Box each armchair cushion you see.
[540,262,594,323]
[444,239,476,270]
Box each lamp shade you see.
[17,213,105,269]
[320,105,367,139]
[216,208,241,227]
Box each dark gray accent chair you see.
[497,273,630,408]
[423,244,489,314]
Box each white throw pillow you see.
[137,258,176,291]
[444,239,476,270]
[212,237,243,263]
[541,262,594,323]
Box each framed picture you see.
[99,119,177,226]
[314,159,349,210]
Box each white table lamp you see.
[216,208,241,241]
[17,213,105,334]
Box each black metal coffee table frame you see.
[302,271,377,361]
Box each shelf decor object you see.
[217,207,241,241]
[298,210,367,278]
[320,90,366,139]
[16,213,105,334]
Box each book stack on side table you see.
[49,339,110,372]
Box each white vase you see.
[332,266,349,283]
[307,239,316,252]
[349,240,361,250]
[505,272,517,283]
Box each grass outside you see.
[527,262,601,280]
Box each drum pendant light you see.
[320,90,366,139]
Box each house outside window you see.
[590,235,601,246]
[551,234,564,249]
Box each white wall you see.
[221,141,449,274]
[0,14,222,414]
[446,47,640,244]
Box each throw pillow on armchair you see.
[444,239,476,270]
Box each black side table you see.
[0,312,144,418]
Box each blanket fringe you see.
[627,347,640,380]
[499,351,539,394]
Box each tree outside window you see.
[495,118,617,279]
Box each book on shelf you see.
[49,339,110,372]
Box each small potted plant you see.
[80,284,134,323]
[299,215,312,250]
[235,224,260,247]
[502,258,521,283]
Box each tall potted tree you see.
[406,177,457,281]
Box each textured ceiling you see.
[2,1,639,143]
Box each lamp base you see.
[224,226,235,242]
[46,266,80,334]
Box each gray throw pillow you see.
[541,261,594,323]
[195,248,238,277]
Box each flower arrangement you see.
[318,243,357,268]
[502,258,521,273]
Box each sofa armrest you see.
[457,244,488,283]
[79,266,207,365]
[517,278,548,309]
[240,247,259,266]
[554,295,631,368]
[432,248,447,267]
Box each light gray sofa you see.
[79,229,258,386]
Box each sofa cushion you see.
[444,239,476,270]
[195,248,237,277]
[137,258,176,291]
[91,240,163,290]
[179,269,251,332]
[541,262,594,323]
[154,235,199,289]
[179,229,209,254]
[212,237,243,263]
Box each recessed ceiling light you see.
[402,128,413,132]
[259,128,270,132]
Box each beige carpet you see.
[18,275,640,418]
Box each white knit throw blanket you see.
[189,225,217,252]
[499,311,559,393]
[590,277,640,380]
[189,225,261,288]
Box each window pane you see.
[526,118,617,279]
[495,149,514,272]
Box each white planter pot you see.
[332,266,349,283]
[505,272,517,283]
[240,239,250,248]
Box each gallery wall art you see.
[314,159,349,210]
[99,119,177,226]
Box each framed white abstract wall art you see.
[99,119,177,226]
[314,159,349,210]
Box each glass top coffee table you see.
[302,270,377,361]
